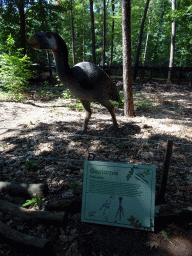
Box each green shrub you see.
[22,196,44,209]
[0,34,33,96]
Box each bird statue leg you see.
[104,101,118,132]
[80,100,92,133]
[81,99,118,133]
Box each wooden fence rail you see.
[31,63,192,85]
[100,65,192,85]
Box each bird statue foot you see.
[106,125,118,134]
[78,127,87,135]
[113,124,119,133]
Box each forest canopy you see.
[0,0,192,68]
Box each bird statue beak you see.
[29,34,40,49]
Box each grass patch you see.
[135,99,154,111]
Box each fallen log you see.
[45,199,82,213]
[155,206,192,232]
[0,221,53,253]
[0,181,48,197]
[0,200,67,224]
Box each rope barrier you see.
[1,153,191,171]
[1,128,191,171]
[1,128,192,146]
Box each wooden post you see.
[157,139,173,204]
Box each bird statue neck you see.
[52,39,71,82]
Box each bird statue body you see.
[29,32,120,133]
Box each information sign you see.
[81,161,156,231]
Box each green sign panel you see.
[81,161,156,231]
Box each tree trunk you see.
[122,0,135,117]
[189,72,192,87]
[89,0,96,64]
[110,0,115,66]
[133,0,150,80]
[143,33,149,66]
[38,0,52,76]
[151,2,166,66]
[82,0,85,61]
[70,0,76,65]
[101,0,106,67]
[16,0,26,55]
[167,0,176,84]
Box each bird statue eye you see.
[47,33,52,39]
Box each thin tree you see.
[151,1,166,66]
[101,0,106,67]
[82,0,85,61]
[122,0,135,117]
[143,16,151,67]
[15,0,26,55]
[110,0,115,66]
[133,0,150,81]
[40,0,52,76]
[167,0,176,84]
[70,0,75,65]
[89,0,96,64]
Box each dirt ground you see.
[0,81,192,256]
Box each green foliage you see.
[0,35,33,97]
[62,89,84,111]
[134,97,154,111]
[0,0,191,82]
[117,142,127,150]
[3,144,8,149]
[22,196,44,208]
[0,53,32,93]
[161,230,169,241]
[24,159,38,167]
[69,182,82,190]
[62,89,73,99]
[75,99,84,111]
[110,90,124,109]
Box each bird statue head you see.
[29,31,67,53]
